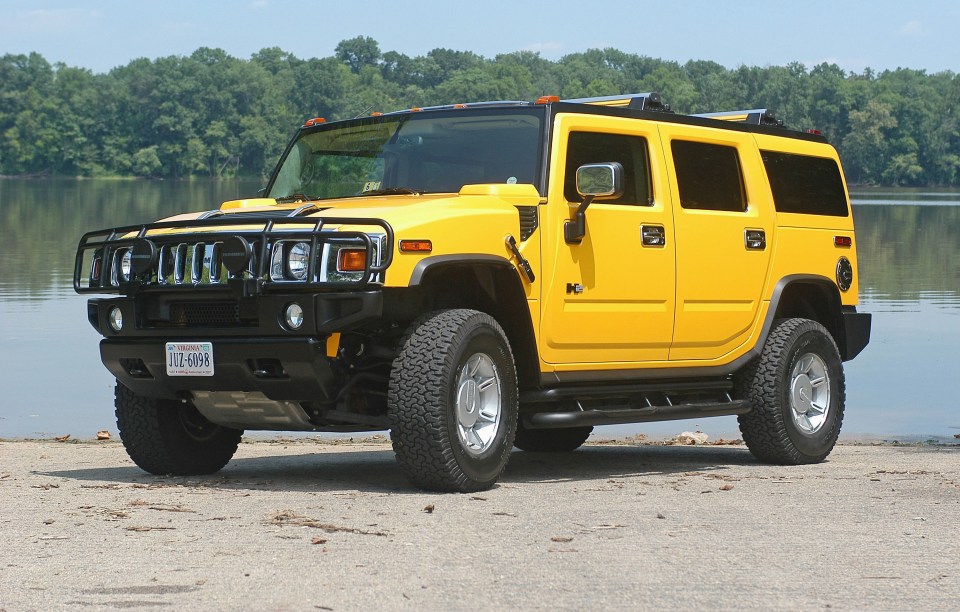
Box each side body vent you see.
[517,206,539,241]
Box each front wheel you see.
[115,383,242,475]
[388,309,518,492]
[736,318,845,464]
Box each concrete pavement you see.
[1,438,958,610]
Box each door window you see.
[563,132,652,205]
[671,140,746,212]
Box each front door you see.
[539,114,676,367]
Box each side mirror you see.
[565,162,624,244]
[576,162,624,199]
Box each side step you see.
[519,378,751,429]
[523,400,751,430]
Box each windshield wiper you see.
[274,193,318,203]
[359,187,421,197]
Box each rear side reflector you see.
[834,236,852,248]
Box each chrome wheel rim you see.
[789,352,831,434]
[455,352,502,456]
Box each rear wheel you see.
[388,309,518,492]
[737,318,845,464]
[115,383,242,475]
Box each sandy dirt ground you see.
[1,438,958,610]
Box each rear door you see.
[658,125,774,361]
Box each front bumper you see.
[92,290,383,400]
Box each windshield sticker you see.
[362,181,382,193]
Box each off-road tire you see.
[115,383,242,475]
[514,421,592,452]
[388,309,518,492]
[736,318,845,464]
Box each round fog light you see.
[284,303,304,330]
[108,306,124,332]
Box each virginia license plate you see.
[165,342,214,376]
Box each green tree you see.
[335,36,381,74]
[842,100,897,184]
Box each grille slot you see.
[517,206,539,241]
[153,302,251,328]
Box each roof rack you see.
[692,109,784,127]
[563,92,671,113]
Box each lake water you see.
[1,180,957,442]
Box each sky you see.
[0,0,956,75]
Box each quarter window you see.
[672,140,746,212]
[761,151,849,217]
[563,132,652,205]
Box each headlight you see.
[120,250,132,280]
[270,241,313,281]
[286,242,310,280]
[111,248,133,285]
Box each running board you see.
[523,400,751,430]
[520,379,732,404]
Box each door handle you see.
[641,225,665,247]
[744,229,766,250]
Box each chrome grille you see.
[157,242,231,287]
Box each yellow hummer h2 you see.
[75,93,871,492]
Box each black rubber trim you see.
[841,307,872,361]
[408,254,515,286]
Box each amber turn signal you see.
[337,248,367,272]
[399,240,433,253]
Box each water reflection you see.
[0,180,957,440]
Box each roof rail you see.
[693,109,784,127]
[381,100,531,115]
[563,92,671,113]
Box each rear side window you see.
[761,151,849,217]
[671,140,746,212]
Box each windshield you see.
[267,108,545,201]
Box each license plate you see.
[165,342,214,376]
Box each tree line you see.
[1,36,958,186]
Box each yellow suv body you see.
[75,93,871,491]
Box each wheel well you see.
[772,280,847,357]
[410,263,539,390]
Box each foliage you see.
[1,42,958,185]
